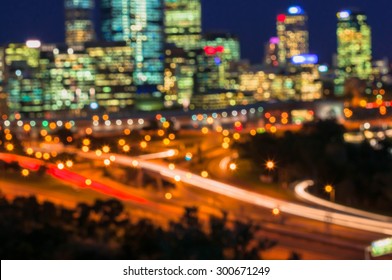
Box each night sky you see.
[0,0,391,64]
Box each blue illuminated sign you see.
[288,6,303,15]
[291,54,319,65]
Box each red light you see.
[204,46,216,56]
[215,46,225,53]
[277,14,286,22]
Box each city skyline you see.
[0,0,391,63]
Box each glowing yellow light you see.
[26,148,34,155]
[5,134,12,141]
[102,114,109,121]
[201,171,209,178]
[233,133,241,140]
[85,128,93,135]
[144,135,151,142]
[95,150,102,157]
[23,124,31,132]
[82,146,89,153]
[272,208,280,216]
[359,100,367,108]
[83,138,91,146]
[229,163,237,171]
[165,193,173,200]
[186,173,193,179]
[325,185,333,193]
[174,175,181,182]
[216,126,223,133]
[163,121,170,129]
[49,122,57,130]
[6,143,14,151]
[21,169,30,177]
[45,135,52,142]
[140,141,148,149]
[132,160,139,167]
[163,138,170,145]
[40,130,48,137]
[43,153,50,160]
[222,142,229,149]
[282,118,288,124]
[109,155,116,162]
[250,129,257,136]
[64,122,72,130]
[123,145,130,152]
[35,152,42,159]
[104,159,111,166]
[102,146,110,153]
[57,163,65,170]
[92,115,99,122]
[222,130,230,137]
[266,160,275,170]
[201,127,209,134]
[65,160,73,168]
[168,133,176,140]
[85,179,92,186]
[157,129,165,137]
[168,163,175,170]
[270,126,277,133]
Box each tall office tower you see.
[65,0,95,44]
[203,32,241,63]
[163,45,196,108]
[277,6,309,64]
[0,47,7,116]
[336,10,372,81]
[101,0,165,110]
[264,37,280,67]
[164,0,202,50]
[4,41,43,117]
[39,42,135,113]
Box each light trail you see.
[294,180,392,222]
[90,152,392,236]
[0,153,149,204]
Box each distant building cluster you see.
[0,2,390,118]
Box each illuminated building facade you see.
[164,0,202,50]
[0,47,7,116]
[203,33,241,63]
[264,37,280,67]
[65,0,95,44]
[239,64,322,101]
[194,46,226,94]
[277,6,309,64]
[163,45,196,108]
[4,43,43,116]
[193,33,241,96]
[335,10,372,94]
[101,0,164,110]
[4,41,135,117]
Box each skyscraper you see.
[101,0,165,110]
[65,0,95,44]
[264,37,280,67]
[336,10,372,81]
[164,0,202,50]
[277,6,309,64]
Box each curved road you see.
[294,180,392,222]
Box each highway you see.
[72,150,392,236]
[294,180,392,222]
